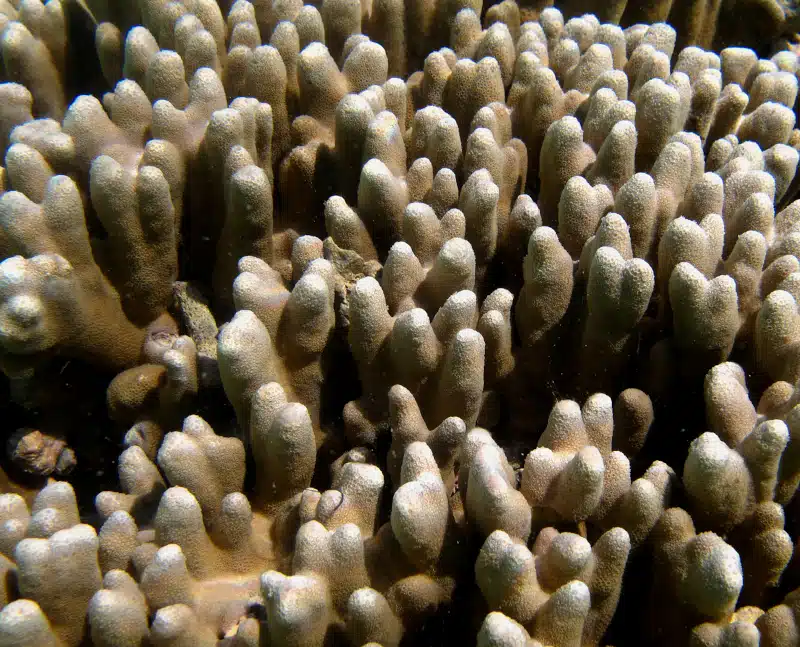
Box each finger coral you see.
[3,0,800,645]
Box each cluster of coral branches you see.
[3,0,800,645]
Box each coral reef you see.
[2,0,800,645]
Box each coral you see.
[2,0,800,646]
[220,254,335,436]
[0,482,101,644]
[520,393,676,545]
[476,525,630,646]
[647,507,747,645]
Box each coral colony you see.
[3,0,800,645]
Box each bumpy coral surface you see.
[3,0,800,645]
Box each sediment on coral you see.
[3,0,800,645]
